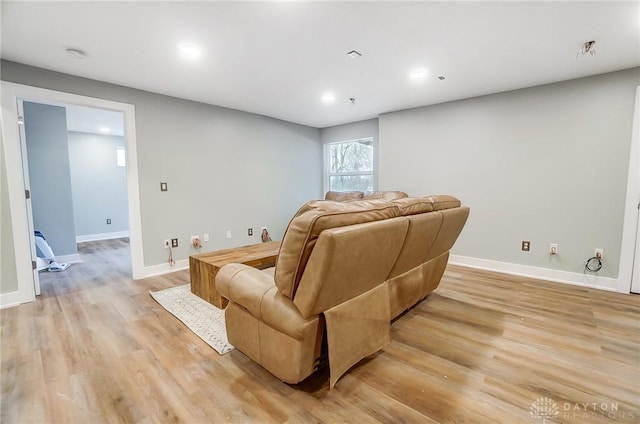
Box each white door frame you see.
[618,86,640,293]
[1,81,144,306]
[632,211,640,293]
[16,99,40,296]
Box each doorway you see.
[1,82,144,307]
[21,100,131,294]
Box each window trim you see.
[116,146,126,167]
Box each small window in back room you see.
[116,146,126,167]
[326,138,374,191]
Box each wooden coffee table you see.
[189,241,280,309]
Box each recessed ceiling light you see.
[347,50,362,59]
[321,92,336,104]
[66,48,87,59]
[98,127,111,134]
[178,42,201,59]
[409,68,429,80]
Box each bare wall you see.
[1,60,322,271]
[379,67,640,278]
[67,132,129,237]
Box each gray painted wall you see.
[379,68,640,279]
[1,141,18,293]
[23,102,78,257]
[2,60,322,269]
[320,118,379,144]
[68,132,129,237]
[320,118,379,192]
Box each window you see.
[116,146,126,167]
[326,138,374,192]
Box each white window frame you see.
[116,146,126,167]
[324,137,376,193]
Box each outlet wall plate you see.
[522,241,531,251]
[171,238,178,248]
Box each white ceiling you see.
[2,1,638,128]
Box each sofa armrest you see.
[216,263,317,340]
[216,263,274,317]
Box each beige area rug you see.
[149,284,235,355]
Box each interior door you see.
[17,99,41,296]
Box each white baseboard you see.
[56,254,83,264]
[139,259,189,279]
[0,290,23,309]
[76,231,130,243]
[449,255,620,292]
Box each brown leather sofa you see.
[216,195,469,387]
[324,190,408,201]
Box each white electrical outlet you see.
[226,230,232,239]
[549,243,558,255]
[164,239,170,248]
[595,248,604,259]
[203,233,209,242]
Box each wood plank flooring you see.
[1,238,639,423]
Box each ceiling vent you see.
[66,48,87,59]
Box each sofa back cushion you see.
[363,191,408,201]
[387,212,443,279]
[391,197,434,216]
[425,207,470,261]
[293,218,408,318]
[275,200,400,299]
[424,194,461,210]
[325,191,364,201]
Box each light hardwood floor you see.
[1,239,639,423]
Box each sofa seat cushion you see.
[275,199,401,299]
